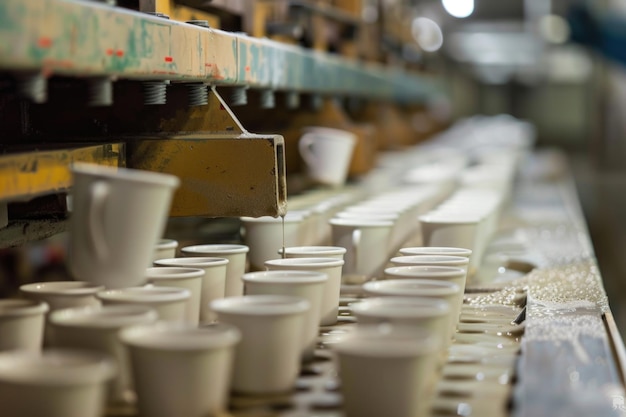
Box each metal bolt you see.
[186,20,210,28]
[88,77,113,106]
[16,73,47,104]
[310,94,323,111]
[260,89,275,109]
[231,86,248,106]
[286,91,300,109]
[187,83,209,106]
[142,80,170,105]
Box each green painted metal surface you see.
[0,0,439,103]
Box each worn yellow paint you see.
[0,144,124,201]
[127,135,286,218]
[155,1,221,28]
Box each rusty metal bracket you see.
[126,87,287,218]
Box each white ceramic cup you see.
[211,295,309,394]
[334,325,441,417]
[0,349,116,417]
[389,255,469,273]
[399,246,473,259]
[48,305,158,404]
[0,299,48,352]
[384,265,467,294]
[20,281,104,311]
[96,286,190,323]
[351,297,451,347]
[181,244,249,297]
[329,218,394,283]
[278,245,346,260]
[68,163,179,288]
[264,257,344,326]
[144,267,204,324]
[240,214,305,271]
[154,257,228,324]
[151,239,178,263]
[298,127,356,187]
[242,270,327,360]
[120,322,240,417]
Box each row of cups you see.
[0,243,472,417]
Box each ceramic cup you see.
[264,257,344,326]
[97,286,190,323]
[48,305,158,404]
[329,218,394,283]
[20,281,105,345]
[240,214,305,271]
[278,245,346,260]
[20,281,104,312]
[144,267,204,324]
[399,246,473,259]
[242,270,327,360]
[389,255,469,273]
[384,265,467,294]
[151,239,178,263]
[181,244,250,297]
[120,322,240,417]
[211,295,309,394]
[0,299,48,352]
[350,297,451,347]
[0,349,116,417]
[298,127,356,187]
[154,257,228,324]
[334,325,441,417]
[69,163,179,288]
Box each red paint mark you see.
[205,63,213,67]
[115,50,124,57]
[38,37,53,48]
[245,66,250,72]
[219,103,225,110]
[164,56,173,63]
[106,48,114,56]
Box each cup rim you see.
[20,281,105,297]
[97,286,191,303]
[363,279,461,297]
[0,299,49,317]
[399,247,473,257]
[384,265,466,279]
[418,214,481,224]
[351,296,450,319]
[390,255,469,267]
[145,267,205,280]
[181,244,249,255]
[49,305,158,329]
[154,257,229,268]
[278,246,347,256]
[242,270,328,284]
[71,162,180,188]
[211,295,310,316]
[329,218,394,227]
[333,326,440,357]
[0,349,116,386]
[265,257,345,268]
[156,239,178,250]
[119,322,241,351]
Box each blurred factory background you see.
[2,0,626,333]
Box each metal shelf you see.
[0,0,438,103]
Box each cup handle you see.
[351,228,361,274]
[86,181,110,263]
[298,133,318,166]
